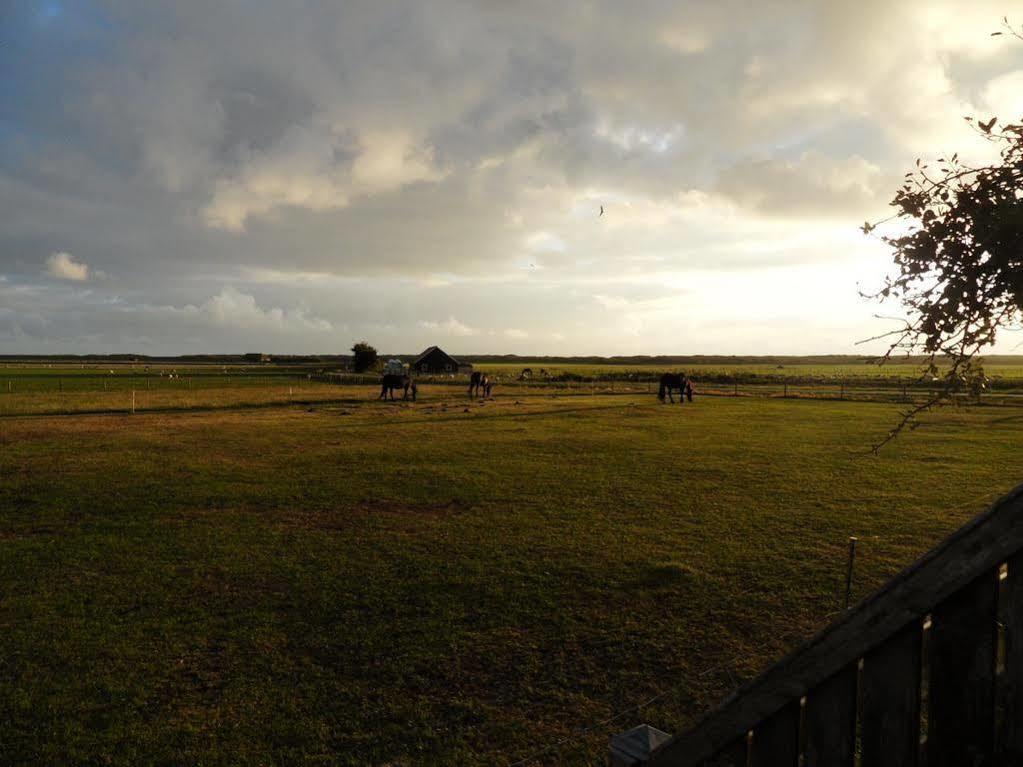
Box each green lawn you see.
[2,394,1022,765]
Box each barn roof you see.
[413,346,461,366]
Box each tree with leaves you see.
[863,18,1023,448]
[351,341,378,373]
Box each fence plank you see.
[702,737,747,767]
[749,702,799,767]
[926,570,999,767]
[999,552,1023,761]
[804,664,857,767]
[861,624,921,767]
[649,483,1023,767]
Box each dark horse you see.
[468,371,492,399]
[380,373,416,401]
[658,373,692,404]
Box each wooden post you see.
[733,381,738,397]
[927,570,999,766]
[610,724,672,766]
[861,624,923,766]
[131,390,135,415]
[844,537,857,609]
[750,702,800,766]
[840,383,844,400]
[804,664,857,767]
[783,383,788,398]
[1001,552,1023,759]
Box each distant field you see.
[3,360,1023,417]
[3,393,1023,764]
[477,360,1023,383]
[6,358,1023,384]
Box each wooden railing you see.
[635,482,1023,766]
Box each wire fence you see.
[2,369,1022,417]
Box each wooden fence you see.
[617,482,1023,766]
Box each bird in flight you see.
[599,205,604,217]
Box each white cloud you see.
[418,316,478,336]
[143,287,333,333]
[503,328,528,339]
[524,231,567,253]
[716,151,885,216]
[45,252,90,281]
[203,124,445,232]
[981,71,1023,121]
[593,294,630,310]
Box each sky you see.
[1,1,1021,356]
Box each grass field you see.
[4,360,1023,419]
[3,389,1023,765]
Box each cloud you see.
[199,287,333,332]
[418,316,478,336]
[716,151,885,217]
[593,294,630,310]
[503,328,528,339]
[203,125,445,232]
[2,1,1022,354]
[981,70,1023,120]
[45,252,90,281]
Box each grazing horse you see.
[379,373,416,401]
[658,372,691,404]
[468,371,490,399]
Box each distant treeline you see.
[4,353,1023,367]
[461,354,1023,366]
[0,354,349,364]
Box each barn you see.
[412,346,468,375]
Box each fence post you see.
[844,537,858,609]
[609,724,672,766]
[784,383,788,398]
[131,390,135,415]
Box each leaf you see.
[980,116,997,133]
[992,31,1004,36]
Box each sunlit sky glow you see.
[1,1,1021,355]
